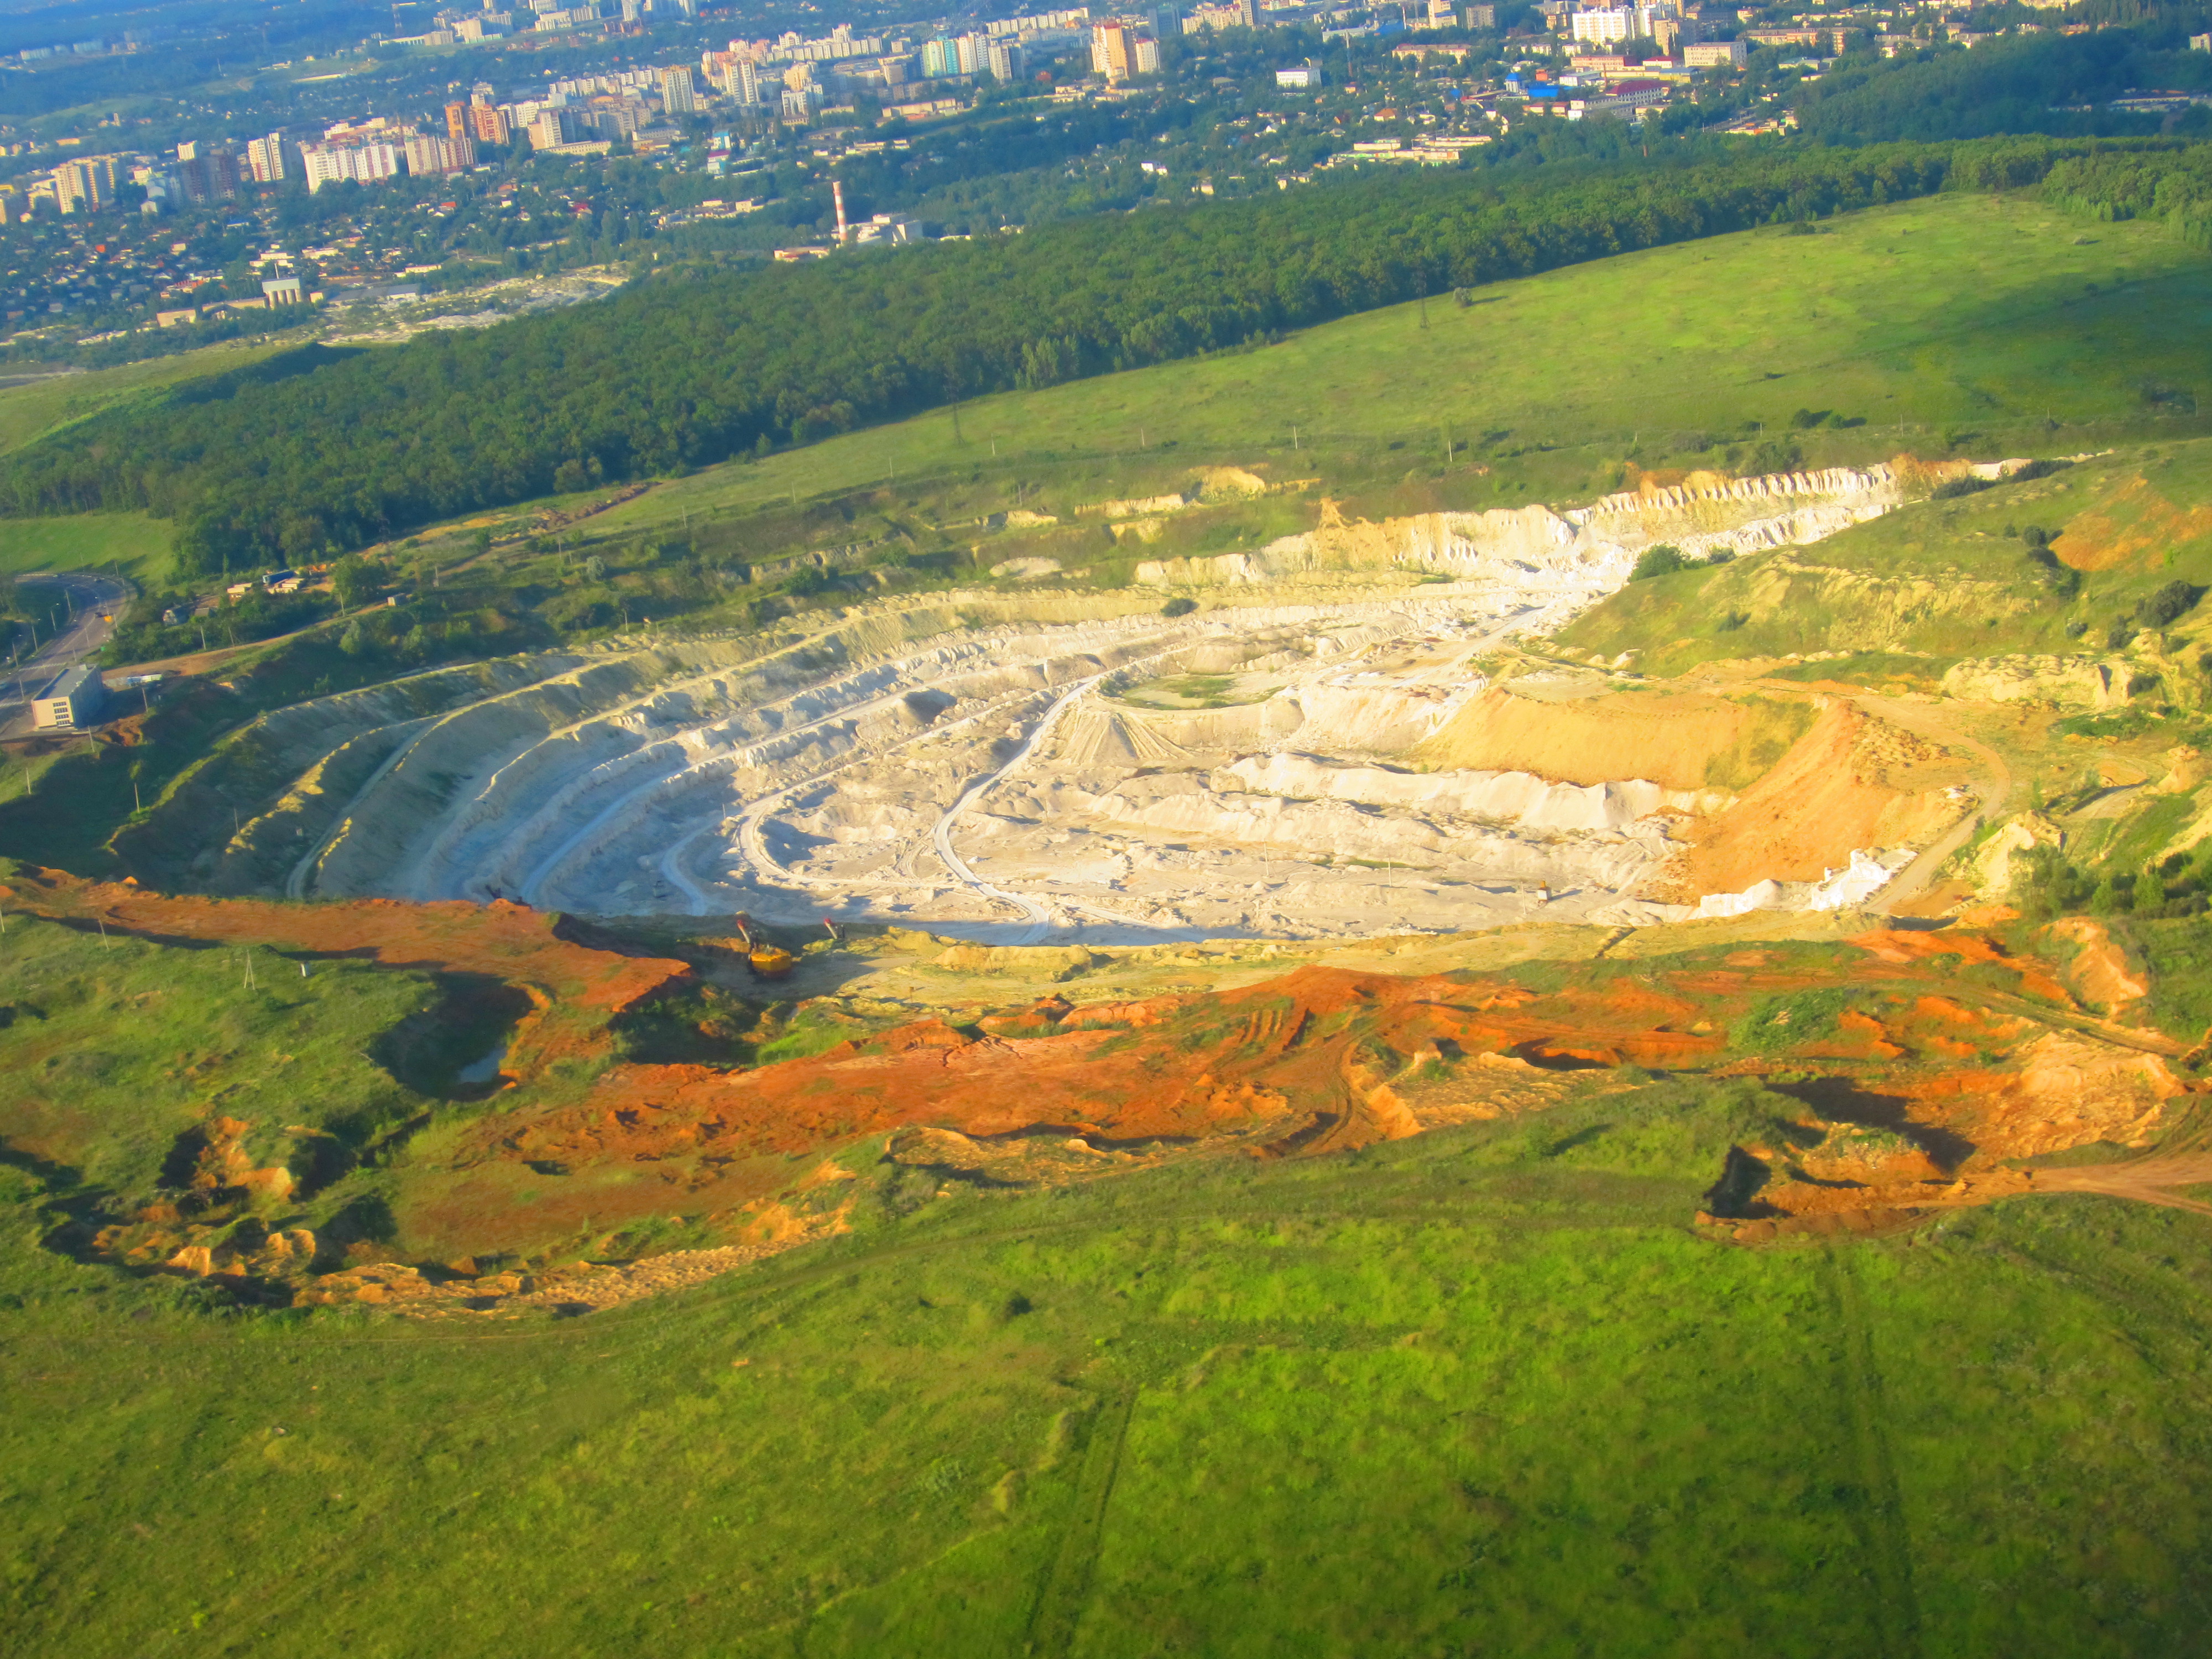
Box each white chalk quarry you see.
[175,466,1939,944]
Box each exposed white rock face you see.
[1694,848,1914,918]
[1137,465,1903,589]
[1939,655,2138,708]
[1218,753,1727,832]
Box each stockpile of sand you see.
[1412,684,1757,791]
[1656,702,1964,898]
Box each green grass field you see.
[0,342,299,582]
[0,512,173,582]
[4,1099,2210,1656]
[588,191,2212,548]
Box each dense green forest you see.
[0,135,2183,572]
[1793,25,2212,143]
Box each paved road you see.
[0,571,132,739]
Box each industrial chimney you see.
[833,179,848,244]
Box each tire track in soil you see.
[1024,1387,1136,1657]
[1826,1246,1924,1659]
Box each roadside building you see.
[32,664,105,731]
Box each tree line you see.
[0,135,2185,573]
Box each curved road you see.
[0,572,132,739]
[928,671,1114,944]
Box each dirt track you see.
[2036,1152,2212,1215]
[1856,693,2013,917]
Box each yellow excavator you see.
[731,914,795,981]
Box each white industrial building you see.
[32,664,105,731]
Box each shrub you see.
[1160,596,1197,617]
[1748,438,1803,475]
[2138,580,2203,629]
[1629,544,1690,581]
[2135,864,2169,915]
[1932,476,1995,500]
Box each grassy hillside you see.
[5,1070,2211,1656]
[588,190,2212,550]
[0,512,172,581]
[0,343,293,582]
[1557,437,2212,677]
[0,341,296,457]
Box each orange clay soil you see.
[1411,684,1755,791]
[0,868,690,1077]
[1657,701,1963,896]
[13,865,2203,1281]
[420,928,2188,1255]
[482,969,1705,1151]
[2045,916,2153,1016]
[2051,473,2212,572]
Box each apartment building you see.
[657,65,697,114]
[244,132,289,184]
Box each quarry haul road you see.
[1856,693,2013,917]
[931,669,1119,943]
[286,712,446,900]
[2033,1152,2212,1216]
[674,679,1047,912]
